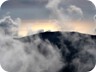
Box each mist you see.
[0,16,64,72]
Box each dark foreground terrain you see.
[19,31,96,72]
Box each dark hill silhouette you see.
[19,31,96,72]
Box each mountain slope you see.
[19,31,96,72]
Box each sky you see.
[0,0,96,36]
[0,1,96,72]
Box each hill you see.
[19,31,96,72]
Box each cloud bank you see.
[0,16,63,72]
[0,16,96,72]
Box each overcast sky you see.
[0,0,95,21]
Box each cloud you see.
[0,36,63,72]
[0,16,21,36]
[46,0,71,31]
[68,5,81,13]
[67,5,83,20]
[0,15,96,72]
[0,16,64,72]
[0,0,95,21]
[46,0,83,31]
[46,0,83,21]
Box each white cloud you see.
[46,0,83,32]
[0,16,21,36]
[46,0,73,31]
[0,16,64,72]
[67,5,83,20]
[0,35,63,72]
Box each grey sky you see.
[0,0,96,21]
